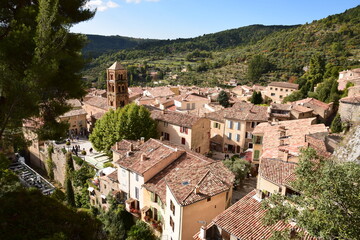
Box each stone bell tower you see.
[106,61,129,109]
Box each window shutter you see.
[151,192,155,202]
[254,150,260,159]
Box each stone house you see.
[151,110,210,155]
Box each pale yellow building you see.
[264,82,299,103]
[207,102,268,154]
[107,138,234,240]
[151,110,210,155]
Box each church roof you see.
[108,61,125,70]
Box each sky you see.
[71,0,360,40]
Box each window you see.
[213,122,221,129]
[180,126,188,134]
[251,122,257,128]
[104,184,107,189]
[122,86,125,92]
[118,86,121,92]
[207,197,211,202]
[280,88,283,91]
[170,200,175,215]
[275,88,278,91]
[195,147,201,153]
[163,121,168,127]
[187,103,190,109]
[286,89,288,92]
[181,137,186,145]
[236,134,240,142]
[227,120,233,129]
[192,103,195,109]
[235,122,240,130]
[253,135,263,144]
[271,93,275,96]
[246,132,252,139]
[135,187,139,199]
[270,87,273,90]
[170,216,174,232]
[135,173,139,182]
[248,142,253,149]
[227,132,232,140]
[280,95,283,99]
[253,150,260,160]
[163,132,170,141]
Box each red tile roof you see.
[143,151,234,206]
[194,190,317,240]
[83,96,109,110]
[260,158,297,186]
[268,82,299,90]
[206,102,268,122]
[151,110,202,128]
[292,98,331,110]
[339,96,360,104]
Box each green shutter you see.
[151,192,155,202]
[254,150,260,160]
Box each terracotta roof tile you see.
[59,108,87,118]
[268,82,299,89]
[195,190,317,240]
[83,96,109,110]
[339,96,360,104]
[260,158,297,186]
[292,98,331,110]
[151,110,202,128]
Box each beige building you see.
[107,138,234,240]
[264,82,299,103]
[337,68,360,91]
[268,103,314,121]
[173,93,210,112]
[338,96,360,123]
[292,98,334,122]
[151,110,210,155]
[207,102,268,153]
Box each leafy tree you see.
[0,189,104,240]
[65,152,75,207]
[306,54,326,86]
[223,157,251,186]
[262,148,360,239]
[101,200,134,240]
[250,91,263,104]
[247,55,273,82]
[330,114,342,133]
[89,103,157,154]
[217,90,230,108]
[0,153,22,197]
[0,0,94,145]
[126,220,157,240]
[282,90,304,103]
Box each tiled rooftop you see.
[144,87,176,98]
[143,150,234,206]
[207,102,268,122]
[253,118,328,157]
[292,98,331,110]
[194,190,317,240]
[339,95,360,104]
[83,96,109,110]
[59,108,87,118]
[113,138,182,175]
[151,110,202,128]
[268,82,299,89]
[259,158,297,186]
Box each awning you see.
[125,198,136,204]
[87,187,94,192]
[101,194,106,199]
[141,206,150,212]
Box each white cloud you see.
[125,0,160,3]
[85,0,120,12]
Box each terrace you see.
[9,157,55,195]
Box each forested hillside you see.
[82,5,360,88]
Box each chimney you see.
[159,136,164,141]
[129,143,133,151]
[115,142,119,151]
[194,186,200,194]
[199,226,206,240]
[140,137,145,144]
[141,153,147,161]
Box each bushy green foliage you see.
[331,114,343,133]
[262,148,360,239]
[46,145,55,180]
[0,0,94,143]
[250,91,263,104]
[0,189,104,240]
[126,220,157,240]
[223,157,251,186]
[0,153,22,197]
[89,103,157,154]
[217,90,230,108]
[100,201,134,240]
[247,55,274,82]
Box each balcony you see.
[125,198,140,218]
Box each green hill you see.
[82,5,360,88]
